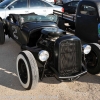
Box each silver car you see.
[0,0,64,19]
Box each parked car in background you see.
[54,0,100,75]
[0,0,64,19]
[62,0,79,14]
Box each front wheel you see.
[16,50,39,90]
[85,43,100,74]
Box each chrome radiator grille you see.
[59,40,81,76]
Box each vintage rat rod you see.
[0,13,90,90]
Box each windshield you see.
[20,14,58,23]
[0,0,13,8]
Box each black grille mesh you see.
[59,40,81,76]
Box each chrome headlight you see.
[38,50,49,62]
[83,45,91,54]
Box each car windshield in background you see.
[20,14,58,23]
[0,0,13,8]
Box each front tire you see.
[85,43,100,74]
[16,50,39,90]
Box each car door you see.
[5,0,29,17]
[8,14,28,45]
[75,3,98,43]
[29,0,48,15]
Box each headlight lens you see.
[38,50,49,62]
[83,45,91,54]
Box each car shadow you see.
[39,76,61,84]
[40,73,100,85]
[0,37,25,91]
[77,73,100,84]
[0,68,25,91]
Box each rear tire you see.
[85,43,100,74]
[16,50,39,90]
[0,22,5,44]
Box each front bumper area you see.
[50,64,87,81]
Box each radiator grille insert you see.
[59,40,81,76]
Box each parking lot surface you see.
[0,36,100,100]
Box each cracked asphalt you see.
[0,36,100,100]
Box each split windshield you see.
[20,14,58,23]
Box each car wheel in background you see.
[85,43,100,74]
[0,21,5,44]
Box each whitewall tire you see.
[16,50,39,90]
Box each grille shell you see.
[54,35,82,77]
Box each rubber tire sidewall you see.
[16,50,39,90]
[0,21,5,44]
[86,43,100,74]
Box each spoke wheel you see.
[18,59,28,84]
[86,51,97,68]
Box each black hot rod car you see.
[0,13,90,90]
